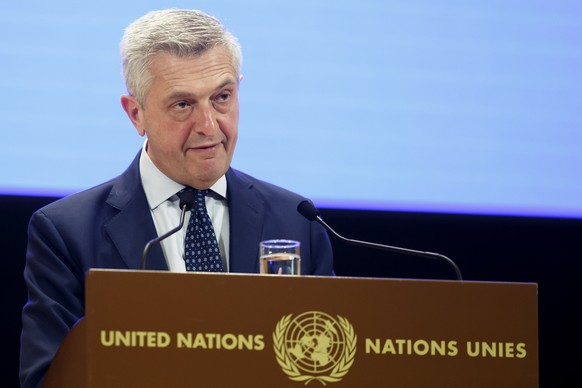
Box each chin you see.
[191,167,227,186]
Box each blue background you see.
[2,1,581,217]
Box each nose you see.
[192,103,218,136]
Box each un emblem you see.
[273,311,357,385]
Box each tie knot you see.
[177,187,208,198]
[177,187,209,212]
[176,188,209,212]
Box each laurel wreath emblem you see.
[273,313,357,385]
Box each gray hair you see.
[120,9,242,105]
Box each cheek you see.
[225,123,238,153]
[216,110,238,142]
[148,124,191,155]
[227,131,238,155]
[225,109,239,142]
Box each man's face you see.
[122,47,239,189]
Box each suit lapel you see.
[101,159,261,272]
[104,152,168,271]
[227,168,264,273]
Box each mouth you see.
[187,142,224,158]
[194,144,218,150]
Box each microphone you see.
[140,190,197,270]
[297,199,463,280]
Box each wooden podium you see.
[44,270,538,387]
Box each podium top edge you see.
[85,268,538,287]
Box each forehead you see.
[147,47,238,97]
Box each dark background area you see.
[2,194,580,387]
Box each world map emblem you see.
[273,311,357,385]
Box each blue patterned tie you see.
[180,188,223,272]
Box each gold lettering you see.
[135,331,147,347]
[99,331,172,348]
[430,340,445,356]
[175,332,267,351]
[365,338,380,354]
[516,343,527,358]
[383,339,397,354]
[505,342,514,358]
[254,335,265,351]
[206,333,218,349]
[395,339,408,354]
[193,333,207,349]
[222,334,237,350]
[100,330,114,347]
[177,332,191,348]
[117,331,131,347]
[466,341,527,358]
[413,340,429,356]
[145,332,156,347]
[237,334,253,350]
[466,341,479,357]
[366,338,459,356]
[158,332,171,348]
[482,342,496,357]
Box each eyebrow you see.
[166,78,238,102]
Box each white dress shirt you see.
[139,142,230,272]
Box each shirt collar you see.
[139,140,227,210]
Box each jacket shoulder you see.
[227,168,305,204]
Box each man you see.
[20,9,333,387]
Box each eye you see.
[168,100,194,121]
[173,101,191,110]
[215,90,232,103]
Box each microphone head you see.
[297,199,319,221]
[179,190,197,211]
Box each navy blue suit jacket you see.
[20,151,333,387]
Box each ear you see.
[120,95,146,136]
